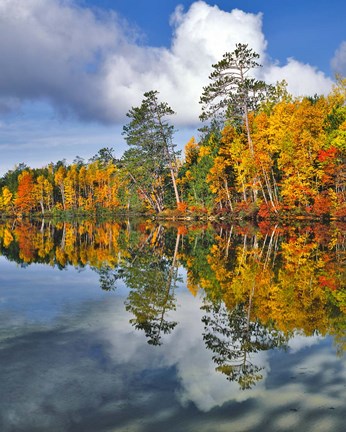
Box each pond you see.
[0,219,345,431]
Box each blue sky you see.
[0,0,345,175]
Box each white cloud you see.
[331,41,346,75]
[287,332,323,353]
[263,58,333,97]
[0,0,334,130]
[0,0,127,121]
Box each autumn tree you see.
[64,164,79,210]
[15,170,37,214]
[54,165,67,210]
[34,175,53,215]
[90,148,147,212]
[200,44,274,205]
[322,76,346,216]
[0,186,14,213]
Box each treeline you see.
[1,44,346,219]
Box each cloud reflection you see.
[0,264,345,431]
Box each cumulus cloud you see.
[0,0,334,127]
[0,0,128,122]
[331,41,346,75]
[263,58,334,96]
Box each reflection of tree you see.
[202,301,287,390]
[87,224,181,344]
[95,264,122,291]
[125,271,177,345]
[123,227,181,345]
[0,219,345,352]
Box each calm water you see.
[0,220,345,431]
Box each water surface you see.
[0,220,345,431]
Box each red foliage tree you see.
[15,171,36,214]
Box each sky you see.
[0,0,345,175]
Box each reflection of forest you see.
[0,219,345,386]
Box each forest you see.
[1,44,346,220]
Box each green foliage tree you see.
[200,43,271,156]
[179,132,220,210]
[123,90,181,210]
[0,163,27,194]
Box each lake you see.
[0,219,345,431]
